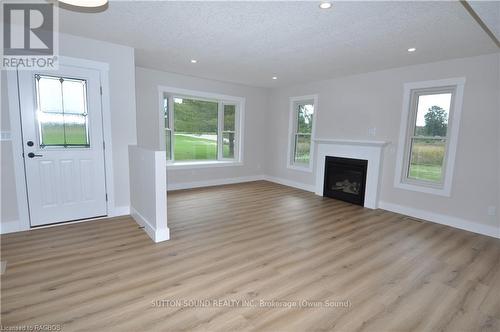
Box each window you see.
[163,97,171,160]
[160,88,243,166]
[407,92,451,183]
[35,74,89,147]
[222,104,236,159]
[395,78,465,196]
[173,97,218,161]
[288,95,317,171]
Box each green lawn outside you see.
[42,127,443,184]
[409,141,445,182]
[409,164,442,182]
[41,124,88,146]
[180,134,445,182]
[294,135,311,165]
[173,134,231,161]
[42,128,229,161]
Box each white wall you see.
[135,67,269,188]
[266,53,500,232]
[0,33,137,229]
[1,72,18,225]
[498,54,500,227]
[2,32,498,239]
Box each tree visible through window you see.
[223,104,236,159]
[164,97,171,160]
[407,92,452,183]
[396,78,464,196]
[290,98,315,168]
[162,93,239,162]
[173,98,218,161]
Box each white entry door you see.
[18,65,107,227]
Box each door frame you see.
[6,56,116,232]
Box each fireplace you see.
[315,139,388,208]
[323,156,368,206]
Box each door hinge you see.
[100,86,103,95]
[105,194,108,202]
[103,141,105,150]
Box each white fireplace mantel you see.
[314,138,390,209]
[313,138,389,147]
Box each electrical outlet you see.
[368,127,376,137]
[487,206,496,217]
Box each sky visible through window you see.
[416,93,451,127]
[301,105,314,124]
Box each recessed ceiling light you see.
[272,76,278,80]
[190,59,198,63]
[407,48,417,53]
[319,2,332,9]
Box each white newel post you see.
[129,146,170,243]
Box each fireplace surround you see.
[314,139,389,209]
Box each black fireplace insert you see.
[323,156,368,206]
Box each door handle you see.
[27,152,43,158]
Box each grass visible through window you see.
[407,92,451,183]
[40,123,88,146]
[173,134,230,161]
[408,139,445,183]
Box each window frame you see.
[287,94,318,172]
[158,86,245,169]
[221,102,238,161]
[34,74,91,149]
[394,77,466,197]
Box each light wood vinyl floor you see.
[1,181,500,331]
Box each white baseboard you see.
[130,207,170,243]
[261,178,500,240]
[5,178,495,242]
[1,205,130,235]
[263,175,316,193]
[0,220,28,234]
[0,209,130,235]
[167,175,265,191]
[379,201,500,239]
[166,174,318,194]
[110,205,130,217]
[167,173,317,193]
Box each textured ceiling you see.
[468,1,500,42]
[58,1,499,88]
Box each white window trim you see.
[394,77,466,197]
[157,86,245,169]
[165,161,243,170]
[287,94,318,172]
